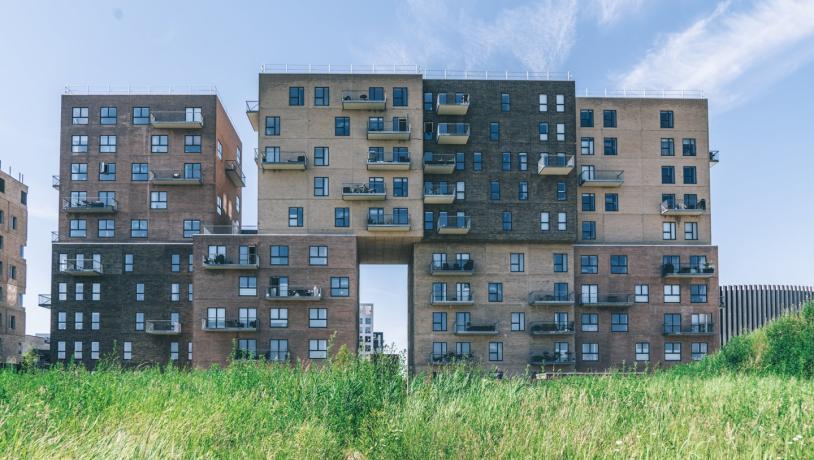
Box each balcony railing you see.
[61,259,103,276]
[52,175,60,189]
[579,170,624,187]
[423,153,456,174]
[202,225,259,235]
[150,111,204,128]
[437,216,471,235]
[709,150,720,163]
[367,151,410,170]
[529,352,576,365]
[150,169,203,185]
[430,293,474,306]
[224,160,245,187]
[255,149,308,170]
[201,318,258,332]
[579,294,634,308]
[528,291,575,306]
[265,287,322,301]
[62,197,117,213]
[436,93,470,115]
[429,352,475,365]
[246,100,259,131]
[203,254,259,269]
[367,119,411,140]
[529,321,575,335]
[454,321,498,335]
[660,200,706,215]
[537,154,575,175]
[367,213,411,231]
[663,323,715,336]
[423,183,456,204]
[430,260,474,275]
[342,90,387,110]
[37,294,51,308]
[661,263,716,278]
[145,320,181,335]
[342,183,386,200]
[436,123,470,144]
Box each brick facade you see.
[0,170,27,363]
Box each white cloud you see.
[616,0,814,109]
[593,0,644,25]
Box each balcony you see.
[52,175,60,189]
[428,352,475,365]
[454,321,498,336]
[660,200,706,216]
[529,352,576,366]
[224,161,245,187]
[537,154,575,175]
[255,149,307,170]
[663,323,715,336]
[580,170,624,187]
[150,170,203,185]
[201,318,258,332]
[37,294,51,309]
[342,183,386,201]
[709,150,720,164]
[367,119,411,140]
[246,100,259,131]
[265,287,322,302]
[202,254,259,270]
[150,111,203,129]
[529,321,575,336]
[423,153,456,174]
[436,93,470,115]
[662,263,716,278]
[367,151,410,171]
[423,184,455,204]
[430,294,474,306]
[436,123,470,144]
[528,291,575,307]
[62,259,103,276]
[579,294,634,308]
[429,260,474,276]
[367,214,411,232]
[145,320,181,335]
[342,90,386,110]
[62,197,117,214]
[437,216,471,235]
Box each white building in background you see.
[359,303,374,356]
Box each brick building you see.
[0,168,28,363]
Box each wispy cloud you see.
[616,0,814,109]
[593,0,644,25]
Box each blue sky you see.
[3,0,814,352]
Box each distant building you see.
[0,165,28,364]
[359,303,374,356]
[373,331,384,353]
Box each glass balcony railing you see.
[529,321,575,335]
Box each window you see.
[314,147,329,166]
[660,110,674,128]
[423,92,433,111]
[664,285,680,303]
[73,342,83,360]
[539,122,549,141]
[131,163,148,181]
[581,313,598,332]
[314,87,329,106]
[603,137,617,155]
[473,152,483,171]
[72,107,89,124]
[74,282,84,301]
[135,312,145,331]
[582,193,595,212]
[423,122,434,140]
[239,276,257,296]
[635,285,649,303]
[665,343,681,361]
[635,343,650,361]
[270,308,288,328]
[309,339,328,359]
[683,166,697,184]
[217,141,223,159]
[188,283,193,301]
[611,313,628,332]
[135,283,145,301]
[184,135,201,153]
[99,135,117,153]
[502,211,512,231]
[74,312,84,330]
[556,123,565,141]
[265,116,280,136]
[150,191,167,209]
[270,245,289,265]
[539,94,548,111]
[393,177,408,197]
[661,138,675,156]
[553,253,568,273]
[555,94,565,112]
[455,152,465,171]
[314,177,329,197]
[91,282,101,301]
[309,308,327,328]
[122,254,134,272]
[206,308,226,329]
[424,211,434,230]
[581,343,598,361]
[511,312,525,331]
[582,221,596,240]
[580,137,595,155]
[540,212,550,231]
[71,163,88,180]
[684,222,698,240]
[581,284,598,304]
[393,87,408,106]
[309,246,328,265]
[489,342,503,361]
[132,107,149,124]
[90,341,100,360]
[580,255,598,274]
[289,207,303,227]
[71,135,88,153]
[170,342,180,361]
[692,342,708,361]
[488,283,503,302]
[510,253,524,272]
[131,219,148,238]
[171,283,180,302]
[289,86,304,106]
[557,212,567,231]
[335,117,350,136]
[682,138,697,156]
[557,182,566,201]
[183,220,200,238]
[331,277,350,297]
[663,222,676,240]
[489,122,499,141]
[691,284,708,303]
[603,110,617,128]
[69,219,87,238]
[580,109,594,127]
[610,255,628,274]
[455,182,466,200]
[100,106,117,124]
[489,180,500,200]
[150,135,168,153]
[55,341,66,360]
[57,311,67,330]
[502,152,511,171]
[98,162,116,181]
[605,193,618,212]
[432,312,447,331]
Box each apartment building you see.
[48,93,243,367]
[0,168,28,363]
[359,303,374,356]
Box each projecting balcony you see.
[246,100,259,131]
[62,260,103,277]
[580,170,624,187]
[367,151,410,170]
[661,263,716,278]
[579,294,634,308]
[529,321,575,336]
[529,352,576,366]
[255,149,307,170]
[150,170,203,185]
[202,254,259,270]
[663,323,715,336]
[454,321,498,336]
[367,119,411,140]
[436,93,470,115]
[423,153,456,174]
[709,150,720,164]
[537,154,575,175]
[430,294,474,306]
[528,291,575,307]
[367,214,411,232]
[52,175,60,189]
[428,352,475,365]
[224,161,246,187]
[62,198,117,214]
[660,200,706,216]
[436,123,470,144]
[342,183,386,201]
[429,260,474,276]
[423,184,455,204]
[145,320,181,335]
[265,287,322,302]
[437,216,471,235]
[342,90,386,110]
[37,294,51,309]
[201,318,258,332]
[150,111,203,129]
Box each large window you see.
[335,117,350,136]
[132,107,150,124]
[580,109,594,127]
[682,138,697,156]
[664,285,681,303]
[71,135,88,153]
[270,308,288,328]
[603,137,617,155]
[582,221,596,240]
[131,163,148,181]
[100,106,117,125]
[432,312,447,331]
[660,110,674,128]
[150,191,167,209]
[488,282,503,302]
[314,147,329,166]
[309,246,328,265]
[603,110,617,128]
[635,285,649,303]
[309,308,327,328]
[71,163,88,181]
[393,177,408,197]
[184,135,201,153]
[309,339,328,359]
[239,276,257,296]
[265,116,280,136]
[130,219,148,238]
[665,343,681,361]
[582,193,595,212]
[692,342,708,361]
[581,137,594,155]
[554,253,568,273]
[393,87,408,106]
[270,245,289,265]
[289,86,304,106]
[151,135,168,153]
[314,87,330,106]
[510,253,524,272]
[99,135,116,153]
[580,255,598,274]
[511,312,525,331]
[183,220,200,238]
[683,166,697,184]
[661,138,675,156]
[610,255,628,274]
[581,314,598,332]
[611,313,628,332]
[691,284,708,303]
[605,193,619,212]
[314,177,329,197]
[72,107,89,124]
[69,219,87,238]
[635,343,650,361]
[335,207,350,227]
[581,343,598,361]
[489,342,503,361]
[331,277,349,297]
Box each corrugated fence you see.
[719,285,814,345]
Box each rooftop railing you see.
[259,64,572,80]
[64,84,218,95]
[202,225,259,235]
[579,88,704,98]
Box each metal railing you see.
[454,321,498,333]
[437,93,470,105]
[246,100,259,112]
[342,90,387,102]
[202,225,259,235]
[429,352,475,365]
[145,320,181,334]
[530,352,575,365]
[52,175,60,189]
[367,120,411,133]
[266,287,322,299]
[438,216,471,230]
[259,64,572,80]
[256,149,307,166]
[423,153,456,166]
[580,170,624,183]
[430,260,474,273]
[662,263,715,276]
[430,293,473,303]
[203,254,258,267]
[368,151,410,164]
[528,291,574,304]
[579,294,634,306]
[38,294,51,308]
[663,323,715,335]
[150,111,203,125]
[62,197,117,211]
[150,169,202,182]
[529,321,575,334]
[709,150,720,162]
[423,183,455,196]
[342,183,386,195]
[64,84,218,95]
[201,318,258,330]
[367,214,410,226]
[61,259,103,274]
[579,88,704,98]
[661,200,706,213]
[539,154,575,168]
[224,160,245,181]
[437,123,470,136]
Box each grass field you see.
[2,305,813,459]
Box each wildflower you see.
[616,440,623,446]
